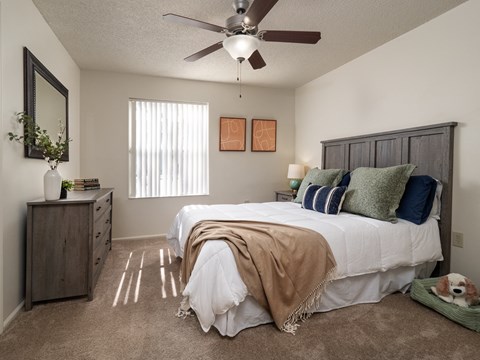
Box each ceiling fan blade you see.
[184,42,224,62]
[260,30,321,44]
[248,50,266,70]
[243,0,279,26]
[163,13,226,33]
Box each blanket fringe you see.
[280,267,337,335]
[175,296,193,319]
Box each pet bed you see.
[410,277,480,332]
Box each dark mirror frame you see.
[24,47,69,161]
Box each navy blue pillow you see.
[338,172,351,187]
[302,184,321,210]
[396,175,437,225]
[302,184,347,215]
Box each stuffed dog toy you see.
[431,273,479,307]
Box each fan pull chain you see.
[237,59,243,98]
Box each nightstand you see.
[275,190,296,202]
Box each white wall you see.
[0,0,80,330]
[81,71,295,238]
[0,0,4,334]
[295,0,480,285]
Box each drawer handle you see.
[106,198,110,203]
[96,232,102,238]
[95,257,101,265]
[105,219,110,224]
[96,206,102,211]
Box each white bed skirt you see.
[211,262,437,337]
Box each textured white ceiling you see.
[32,0,466,89]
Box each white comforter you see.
[167,202,442,332]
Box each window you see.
[129,99,209,198]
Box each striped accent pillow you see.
[302,184,322,210]
[302,184,348,215]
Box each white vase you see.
[44,168,62,201]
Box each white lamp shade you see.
[223,35,259,60]
[287,164,305,179]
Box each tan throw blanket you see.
[181,220,337,333]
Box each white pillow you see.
[429,179,443,220]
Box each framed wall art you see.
[219,117,246,151]
[251,119,277,152]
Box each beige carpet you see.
[0,238,479,360]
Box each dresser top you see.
[28,188,114,206]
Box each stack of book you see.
[74,178,100,191]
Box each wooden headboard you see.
[321,122,457,276]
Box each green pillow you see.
[342,164,416,222]
[294,168,347,204]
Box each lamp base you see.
[289,179,301,193]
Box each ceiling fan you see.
[163,0,321,70]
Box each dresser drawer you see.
[93,206,112,249]
[94,192,112,219]
[93,230,111,286]
[278,194,292,202]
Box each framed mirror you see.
[24,47,69,161]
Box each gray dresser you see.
[25,188,113,310]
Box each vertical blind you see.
[129,99,209,198]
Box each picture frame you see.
[251,119,277,152]
[219,117,246,151]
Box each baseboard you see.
[113,234,167,241]
[3,300,25,330]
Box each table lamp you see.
[287,164,305,194]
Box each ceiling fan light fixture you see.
[223,35,259,61]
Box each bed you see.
[167,122,457,336]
